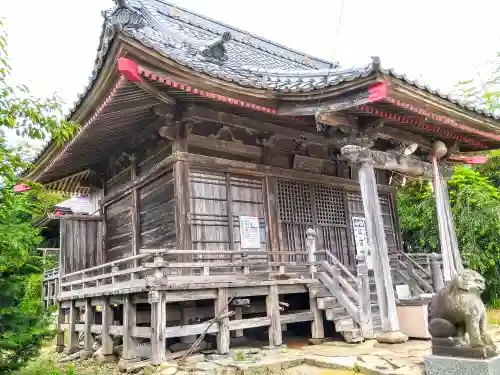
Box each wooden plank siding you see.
[139,171,176,249]
[60,218,104,274]
[189,170,268,274]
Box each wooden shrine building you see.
[27,0,500,366]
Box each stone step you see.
[342,328,363,343]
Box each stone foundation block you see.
[425,354,500,375]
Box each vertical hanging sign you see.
[239,216,261,249]
[352,216,373,269]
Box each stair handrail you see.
[321,260,360,304]
[394,253,434,294]
[399,252,432,279]
[307,228,372,339]
[323,249,357,285]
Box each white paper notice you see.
[239,216,261,249]
[352,216,373,269]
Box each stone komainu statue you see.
[427,269,496,357]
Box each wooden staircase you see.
[310,250,377,342]
[311,250,437,343]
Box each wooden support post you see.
[431,152,463,281]
[430,253,444,292]
[130,155,140,278]
[83,298,94,354]
[123,294,139,360]
[356,253,374,339]
[173,123,192,274]
[266,284,282,347]
[181,301,197,344]
[216,288,230,354]
[308,288,324,343]
[306,228,317,278]
[233,306,244,337]
[279,295,287,332]
[265,177,281,263]
[111,264,119,286]
[441,176,463,273]
[68,299,79,354]
[101,297,114,356]
[150,291,167,365]
[348,152,407,344]
[406,259,417,296]
[56,303,65,353]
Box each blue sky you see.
[3,0,500,149]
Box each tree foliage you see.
[398,167,500,303]
[398,48,500,304]
[0,18,77,373]
[454,51,500,114]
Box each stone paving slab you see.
[151,326,500,375]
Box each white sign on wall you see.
[352,217,373,269]
[239,216,261,249]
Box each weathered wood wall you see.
[62,116,401,271]
[189,170,267,270]
[88,187,103,215]
[60,217,105,274]
[140,171,176,249]
[106,195,133,261]
[101,141,176,262]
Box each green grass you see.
[12,347,120,375]
[487,309,500,326]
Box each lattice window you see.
[313,185,347,225]
[277,180,312,224]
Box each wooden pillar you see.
[56,304,65,353]
[306,229,317,278]
[265,177,281,263]
[173,124,192,277]
[173,124,192,250]
[123,295,138,360]
[308,288,324,343]
[279,295,288,333]
[356,253,374,339]
[356,159,406,343]
[216,288,230,354]
[68,300,79,354]
[83,298,94,354]
[130,155,140,276]
[430,253,444,292]
[233,306,244,337]
[430,141,463,280]
[101,297,114,356]
[266,284,282,347]
[441,176,463,273]
[150,291,167,365]
[180,301,197,344]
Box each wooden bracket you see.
[208,125,242,144]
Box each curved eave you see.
[386,77,500,137]
[25,38,125,182]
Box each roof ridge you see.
[141,0,335,70]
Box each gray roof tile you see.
[65,0,500,133]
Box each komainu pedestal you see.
[425,269,500,375]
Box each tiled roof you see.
[29,0,499,172]
[122,0,499,119]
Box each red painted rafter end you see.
[117,57,142,82]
